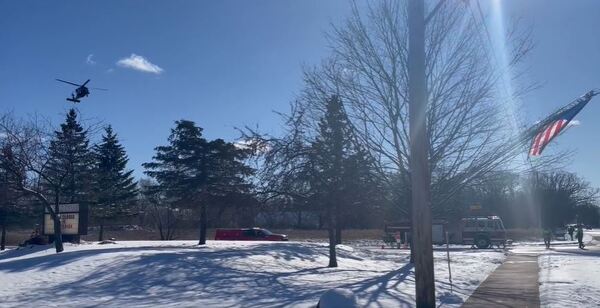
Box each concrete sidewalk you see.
[462,253,540,308]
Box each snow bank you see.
[317,288,359,308]
[0,241,505,307]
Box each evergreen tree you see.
[0,146,21,250]
[92,125,137,241]
[341,148,384,229]
[310,95,353,267]
[46,109,94,203]
[44,109,94,250]
[201,138,254,238]
[144,120,253,245]
[309,95,382,267]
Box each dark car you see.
[215,227,288,241]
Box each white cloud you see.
[86,54,96,65]
[116,54,163,74]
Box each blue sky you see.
[504,0,600,186]
[1,1,600,186]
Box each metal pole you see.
[446,231,453,293]
[408,0,436,306]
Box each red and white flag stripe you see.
[529,119,567,156]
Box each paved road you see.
[462,253,540,308]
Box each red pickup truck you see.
[215,228,288,241]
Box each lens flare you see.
[488,0,520,138]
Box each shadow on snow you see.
[0,242,471,307]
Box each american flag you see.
[529,91,597,156]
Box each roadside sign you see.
[42,203,88,235]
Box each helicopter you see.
[56,79,107,103]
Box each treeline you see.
[0,110,257,251]
[1,107,598,251]
[461,171,599,228]
[0,110,138,252]
[248,96,600,232]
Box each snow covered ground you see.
[537,230,600,307]
[0,241,505,307]
[539,247,600,307]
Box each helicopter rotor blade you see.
[92,88,108,91]
[56,79,81,87]
[81,79,91,87]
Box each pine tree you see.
[310,95,353,268]
[92,125,137,241]
[46,109,94,203]
[143,120,253,245]
[342,148,383,228]
[0,148,21,250]
[143,120,209,202]
[44,109,94,250]
[309,95,381,267]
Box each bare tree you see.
[297,1,543,217]
[0,113,66,253]
[138,178,180,241]
[527,171,598,228]
[244,105,317,210]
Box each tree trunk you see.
[327,208,338,268]
[198,203,207,245]
[296,210,302,228]
[1,223,6,251]
[51,197,64,253]
[318,214,323,230]
[409,226,415,264]
[158,219,165,240]
[167,221,175,240]
[335,204,342,245]
[216,207,226,227]
[98,221,104,242]
[155,205,165,240]
[165,209,172,240]
[53,194,65,251]
[53,214,64,253]
[406,176,415,264]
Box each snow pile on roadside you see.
[539,247,600,307]
[317,288,359,308]
[0,241,505,307]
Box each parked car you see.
[215,228,288,241]
[460,216,508,249]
